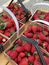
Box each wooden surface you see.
[0,21,30,65]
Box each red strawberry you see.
[46,36,49,43]
[38,33,46,41]
[27,26,32,32]
[19,58,28,65]
[18,56,22,62]
[19,52,25,58]
[24,31,28,36]
[35,55,39,61]
[7,22,13,28]
[47,45,49,52]
[31,45,36,54]
[18,10,21,15]
[25,33,33,38]
[17,40,23,46]
[33,34,38,39]
[45,16,49,22]
[0,30,4,34]
[43,42,48,48]
[33,13,39,20]
[16,46,23,52]
[4,32,10,37]
[28,56,34,63]
[10,50,18,60]
[20,15,24,19]
[14,58,18,63]
[7,50,12,56]
[24,43,31,52]
[44,56,49,65]
[34,61,42,65]
[32,26,37,34]
[37,26,42,32]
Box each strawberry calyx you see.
[39,15,44,20]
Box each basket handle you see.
[0,5,19,37]
[31,3,49,16]
[32,20,49,25]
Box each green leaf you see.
[10,31,15,36]
[39,15,44,20]
[0,22,7,30]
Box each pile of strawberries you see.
[24,22,49,52]
[7,3,26,20]
[32,10,49,22]
[0,15,22,37]
[0,35,7,45]
[7,39,49,65]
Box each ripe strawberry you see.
[6,22,13,28]
[38,33,46,41]
[17,40,23,46]
[16,46,23,52]
[31,45,36,54]
[32,26,37,34]
[7,50,12,56]
[35,55,39,61]
[10,50,18,60]
[43,42,48,48]
[20,15,24,19]
[34,61,42,65]
[25,32,33,38]
[28,56,34,63]
[18,56,22,62]
[47,45,49,52]
[23,31,28,36]
[44,56,49,65]
[4,32,10,37]
[37,26,42,32]
[19,58,28,65]
[14,58,18,63]
[18,10,21,15]
[19,52,25,58]
[24,43,31,52]
[27,26,32,32]
[33,13,39,20]
[33,34,38,39]
[46,36,49,43]
[0,30,4,33]
[44,16,49,22]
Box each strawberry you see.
[46,36,49,43]
[10,50,18,60]
[47,45,49,52]
[0,30,4,33]
[38,33,46,41]
[43,31,48,36]
[14,58,18,63]
[43,42,48,48]
[31,45,36,54]
[4,32,10,37]
[34,61,42,65]
[28,56,34,63]
[25,32,33,38]
[19,52,25,58]
[44,16,49,22]
[19,58,28,65]
[32,26,37,34]
[7,50,12,56]
[24,43,31,52]
[6,22,13,28]
[37,26,42,32]
[27,26,32,32]
[35,55,39,61]
[33,34,38,39]
[23,31,28,36]
[18,56,22,62]
[44,56,49,65]
[16,46,24,52]
[20,15,24,19]
[17,40,23,46]
[33,13,39,20]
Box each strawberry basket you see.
[23,20,49,56]
[3,2,31,23]
[0,5,25,52]
[29,3,49,22]
[4,35,49,65]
